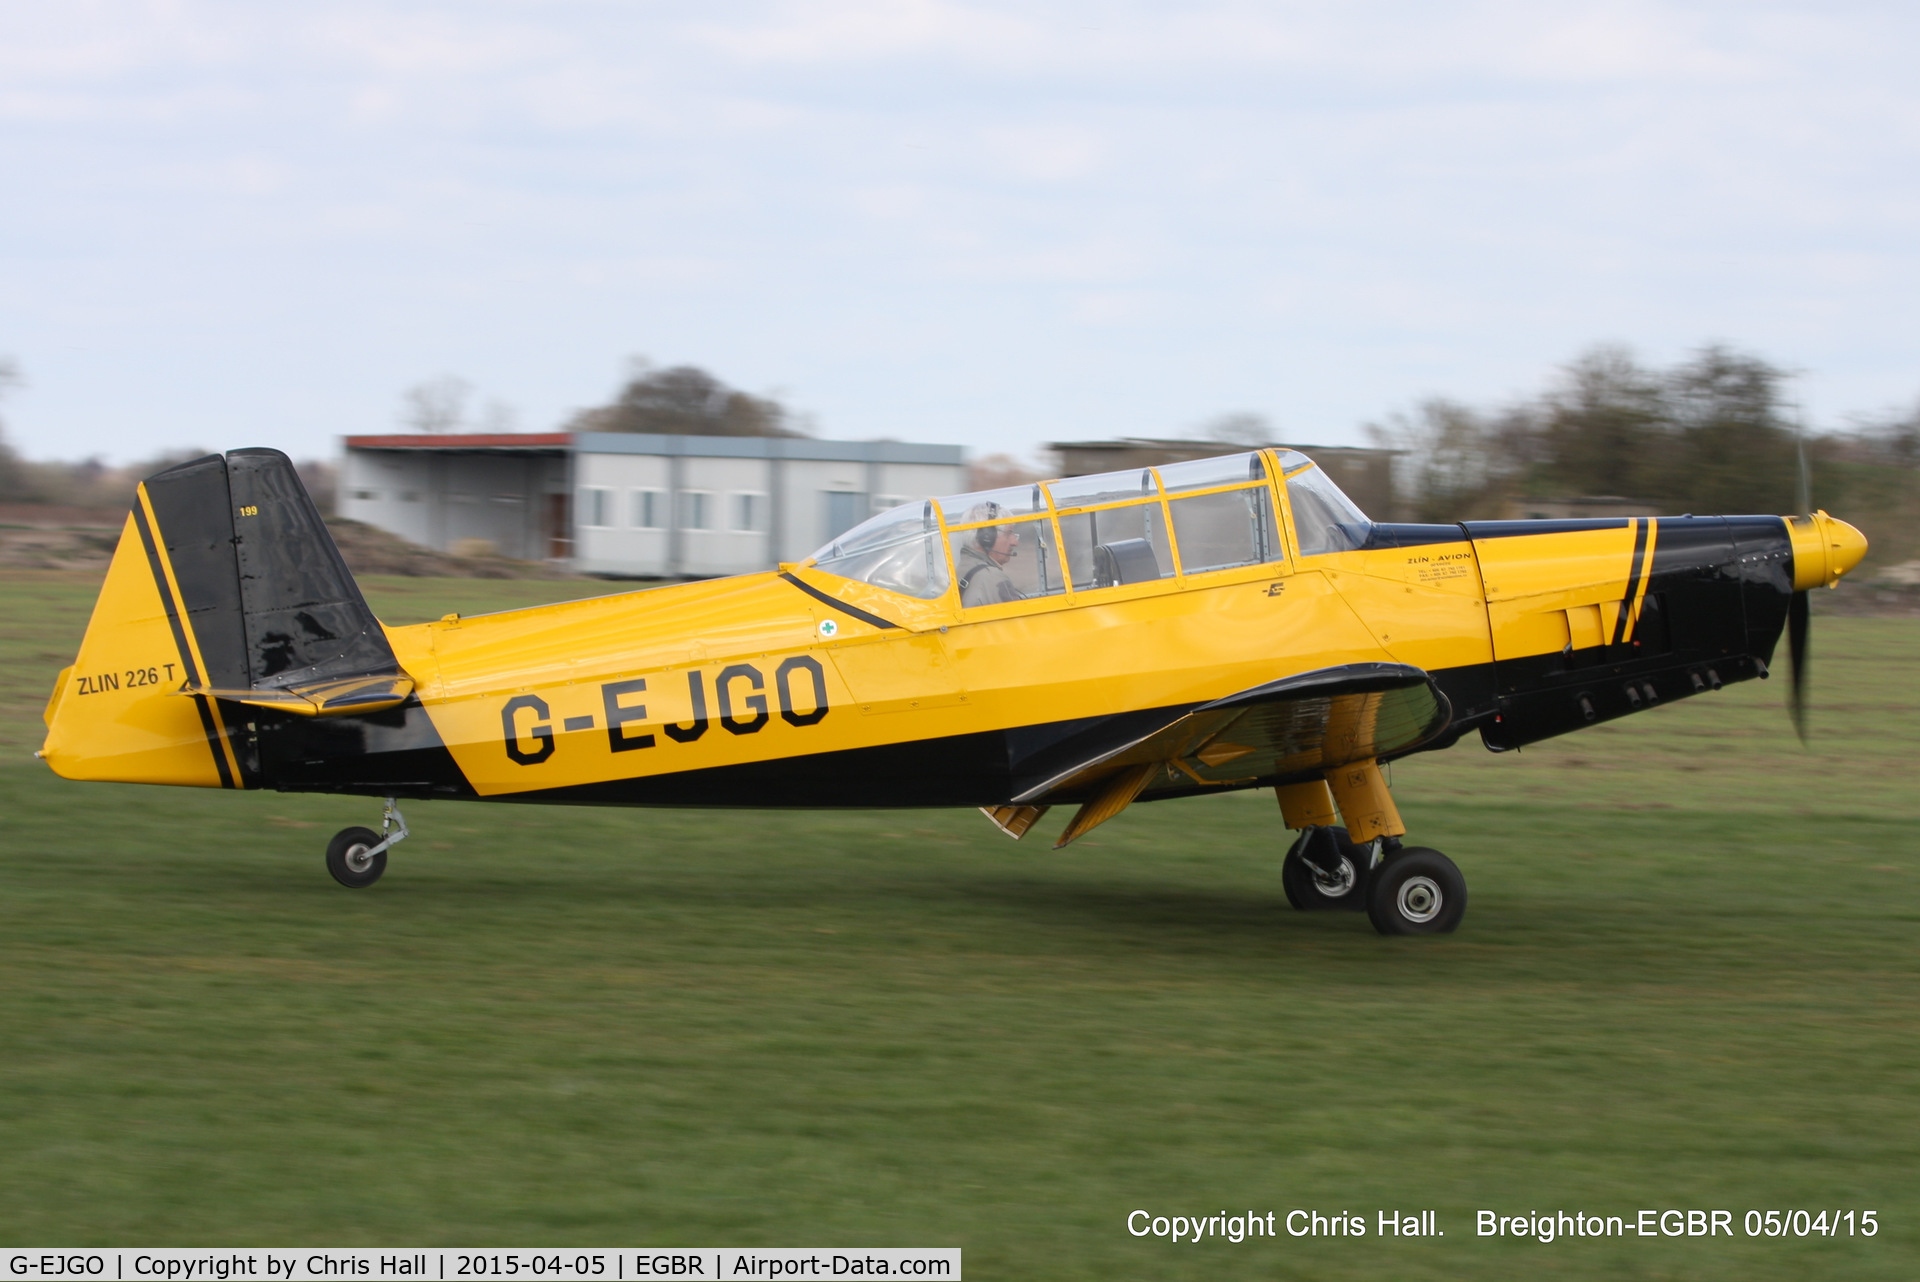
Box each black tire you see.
[326,826,387,889]
[1366,847,1465,935]
[1282,827,1370,911]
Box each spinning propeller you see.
[1782,435,1867,742]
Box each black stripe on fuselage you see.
[1361,523,1470,549]
[264,636,1773,810]
[779,572,901,630]
[132,498,235,789]
[1462,517,1637,540]
[1611,517,1651,644]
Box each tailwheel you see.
[1282,826,1371,912]
[1366,846,1466,935]
[326,827,387,889]
[324,796,410,889]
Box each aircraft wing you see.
[1010,663,1452,847]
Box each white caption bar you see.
[5,1252,960,1282]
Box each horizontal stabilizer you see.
[181,674,414,717]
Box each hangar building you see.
[339,431,967,578]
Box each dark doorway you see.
[545,493,573,560]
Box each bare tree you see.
[967,452,1043,490]
[0,357,36,502]
[1368,398,1533,521]
[401,376,474,434]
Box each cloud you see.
[3,0,1920,462]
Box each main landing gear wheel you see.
[326,826,387,889]
[1366,847,1466,935]
[1282,827,1371,912]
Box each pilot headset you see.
[973,501,1005,552]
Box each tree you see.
[1372,343,1807,522]
[1368,398,1532,522]
[1662,345,1797,514]
[401,376,474,434]
[567,359,805,437]
[0,357,41,503]
[967,453,1042,491]
[1532,346,1669,501]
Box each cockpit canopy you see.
[808,449,1371,600]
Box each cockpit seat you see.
[1092,538,1159,588]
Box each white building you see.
[339,431,967,578]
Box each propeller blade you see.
[1787,588,1810,742]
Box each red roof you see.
[345,433,573,449]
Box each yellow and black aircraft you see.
[38,446,1866,934]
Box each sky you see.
[2,0,1918,466]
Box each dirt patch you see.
[0,526,123,571]
[0,503,127,527]
[1813,578,1920,619]
[325,519,584,580]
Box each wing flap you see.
[1016,662,1451,808]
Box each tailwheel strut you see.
[325,796,410,889]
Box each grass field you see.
[2,571,1916,1278]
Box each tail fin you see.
[40,449,409,788]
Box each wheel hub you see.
[1398,875,1442,923]
[344,843,376,874]
[1312,857,1357,899]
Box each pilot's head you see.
[962,502,1020,566]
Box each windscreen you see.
[809,500,951,599]
[1285,464,1372,555]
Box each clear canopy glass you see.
[1170,488,1280,573]
[809,449,1330,598]
[1157,451,1268,494]
[951,519,1066,606]
[809,500,951,599]
[1285,465,1372,555]
[1058,505,1174,589]
[1046,468,1160,510]
[937,484,1048,527]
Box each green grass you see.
[2,572,1916,1278]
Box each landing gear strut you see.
[325,797,409,889]
[1276,766,1468,935]
[1281,826,1377,911]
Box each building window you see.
[352,489,378,501]
[579,487,614,528]
[400,491,420,502]
[631,489,666,529]
[822,490,868,542]
[678,490,712,530]
[730,492,767,532]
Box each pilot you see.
[955,502,1023,607]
